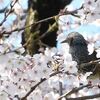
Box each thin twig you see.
[58,84,91,100]
[65,93,100,100]
[59,81,63,95]
[0,33,32,56]
[2,15,57,35]
[78,59,100,70]
[1,6,83,35]
[0,0,18,26]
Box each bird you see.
[61,32,99,73]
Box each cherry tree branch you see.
[58,84,91,100]
[21,71,63,100]
[58,84,100,100]
[65,93,100,100]
[1,5,82,35]
[78,58,100,73]
[0,0,18,26]
[2,15,57,35]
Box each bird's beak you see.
[61,39,67,43]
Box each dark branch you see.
[65,93,100,100]
[0,0,18,26]
[0,6,7,13]
[58,84,91,100]
[21,71,63,100]
[1,6,83,35]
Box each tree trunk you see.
[22,0,72,56]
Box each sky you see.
[0,0,28,27]
[64,0,100,36]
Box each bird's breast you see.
[69,45,89,64]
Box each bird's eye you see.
[69,37,73,45]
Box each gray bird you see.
[61,32,98,73]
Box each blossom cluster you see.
[0,43,100,100]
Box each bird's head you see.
[61,32,87,46]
